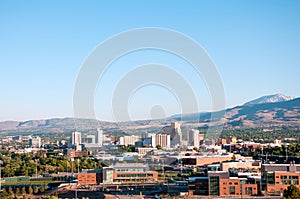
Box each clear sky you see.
[0,0,299,121]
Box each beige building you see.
[154,134,170,148]
[119,135,141,146]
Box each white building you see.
[29,136,41,148]
[170,122,182,147]
[97,128,103,146]
[188,129,200,148]
[71,131,82,145]
[119,135,141,146]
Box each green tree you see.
[283,184,300,199]
[15,187,20,196]
[40,185,45,193]
[1,188,8,197]
[28,186,33,195]
[15,187,20,195]
[33,186,39,194]
[8,186,14,197]
[21,186,26,195]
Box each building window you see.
[245,187,253,195]
[266,172,275,185]
[209,176,220,196]
[229,186,235,195]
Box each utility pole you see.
[285,145,288,163]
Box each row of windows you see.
[210,176,219,196]
[223,186,256,195]
[279,175,299,180]
[280,180,299,185]
[117,174,153,178]
[223,182,239,185]
[115,169,144,172]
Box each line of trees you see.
[1,185,46,198]
[220,126,300,143]
[0,151,105,177]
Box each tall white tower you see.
[188,129,200,148]
[97,128,103,146]
[71,131,81,145]
[170,122,182,147]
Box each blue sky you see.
[0,1,299,121]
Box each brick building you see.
[189,171,258,197]
[78,172,102,185]
[262,163,300,195]
[220,177,258,196]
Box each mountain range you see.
[0,94,299,134]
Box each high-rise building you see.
[170,122,182,147]
[83,135,96,144]
[71,131,82,145]
[188,129,200,148]
[155,134,170,148]
[29,136,41,148]
[97,128,103,146]
[147,133,157,148]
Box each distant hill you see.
[0,94,299,134]
[244,94,295,106]
[0,118,119,134]
[171,97,300,128]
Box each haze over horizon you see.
[1,1,299,122]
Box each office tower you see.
[155,134,171,148]
[188,129,200,148]
[71,131,82,145]
[170,122,182,147]
[29,136,41,148]
[97,128,103,146]
[84,135,96,144]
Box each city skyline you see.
[0,1,299,121]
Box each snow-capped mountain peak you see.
[244,94,295,106]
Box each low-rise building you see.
[78,170,103,185]
[189,171,259,197]
[262,163,300,195]
[112,163,158,183]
